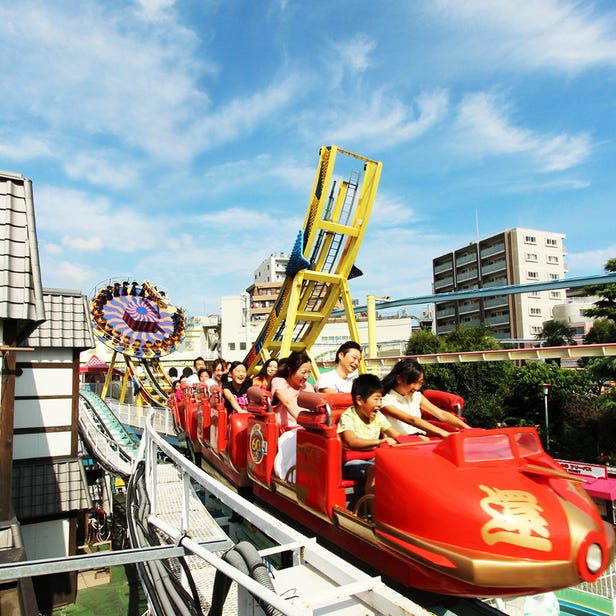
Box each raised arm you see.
[419,394,470,430]
[271,380,301,422]
[381,402,452,438]
[223,388,245,413]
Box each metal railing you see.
[107,398,176,437]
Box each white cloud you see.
[63,152,141,189]
[34,186,169,253]
[567,246,616,274]
[370,193,421,228]
[45,259,95,288]
[135,0,175,22]
[454,92,592,171]
[327,33,376,87]
[431,0,616,72]
[62,235,104,251]
[192,76,299,151]
[0,135,52,161]
[0,2,296,167]
[320,89,449,150]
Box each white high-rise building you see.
[432,228,567,341]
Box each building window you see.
[529,307,542,316]
[228,342,236,351]
[524,235,537,244]
[546,238,558,246]
[547,255,559,264]
[528,291,540,298]
[550,291,561,299]
[549,273,560,280]
[240,342,247,350]
[526,253,538,262]
[527,271,539,279]
[531,325,543,334]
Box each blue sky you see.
[1,0,615,318]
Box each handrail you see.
[137,410,403,615]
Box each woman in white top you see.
[381,359,470,438]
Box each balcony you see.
[434,260,453,275]
[458,301,480,315]
[481,259,507,275]
[434,276,454,290]
[484,314,511,326]
[480,243,505,259]
[436,307,456,318]
[483,277,508,288]
[455,253,477,268]
[483,296,509,309]
[457,269,479,283]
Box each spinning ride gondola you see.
[90,280,185,405]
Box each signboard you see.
[556,459,608,480]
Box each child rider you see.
[337,373,400,495]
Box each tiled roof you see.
[25,289,96,351]
[12,458,92,520]
[0,170,45,343]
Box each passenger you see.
[252,358,278,390]
[181,366,194,381]
[270,351,315,429]
[206,358,227,390]
[381,359,470,438]
[187,356,206,385]
[316,341,362,393]
[197,367,211,383]
[338,374,400,495]
[172,380,183,402]
[222,361,252,413]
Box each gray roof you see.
[12,458,92,520]
[0,170,45,343]
[25,288,96,351]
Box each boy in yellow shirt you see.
[337,373,400,494]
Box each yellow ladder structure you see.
[244,145,382,374]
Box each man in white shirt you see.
[316,341,362,393]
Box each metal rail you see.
[363,342,616,367]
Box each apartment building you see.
[246,253,290,319]
[432,228,567,341]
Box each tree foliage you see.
[405,323,614,461]
[583,258,616,323]
[536,319,577,347]
[406,329,444,356]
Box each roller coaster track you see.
[126,355,172,406]
[78,389,139,477]
[244,145,382,374]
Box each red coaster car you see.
[172,385,615,597]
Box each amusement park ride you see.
[89,145,615,601]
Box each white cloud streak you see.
[454,92,592,171]
[431,0,616,72]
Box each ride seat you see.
[245,387,279,485]
[295,391,355,517]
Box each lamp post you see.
[539,383,551,451]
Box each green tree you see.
[406,329,445,356]
[444,325,502,352]
[584,318,616,344]
[500,362,600,457]
[583,258,616,323]
[417,326,512,428]
[536,319,577,347]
